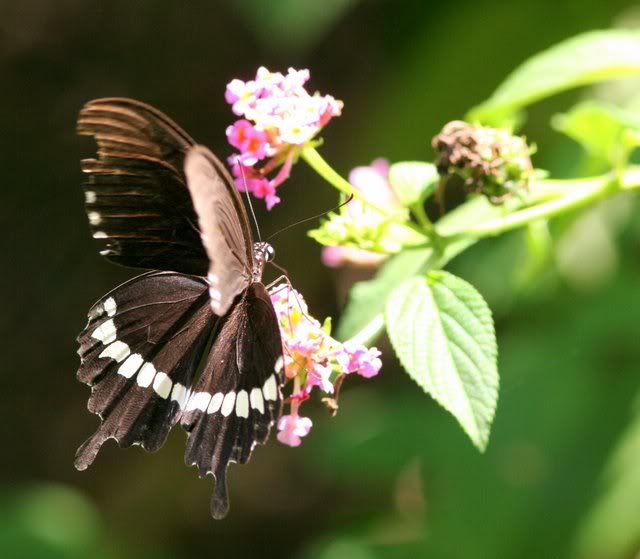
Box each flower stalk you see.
[300,146,395,217]
[440,168,640,243]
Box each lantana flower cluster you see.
[320,158,402,268]
[225,67,343,209]
[309,159,422,258]
[269,283,382,447]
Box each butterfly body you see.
[75,98,284,519]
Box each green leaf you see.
[574,393,640,558]
[335,196,493,345]
[468,30,640,126]
[514,219,553,289]
[386,272,498,451]
[388,161,439,207]
[335,248,435,344]
[552,100,640,164]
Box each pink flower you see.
[225,120,272,165]
[306,362,334,394]
[321,246,387,268]
[277,414,313,447]
[228,158,284,210]
[252,179,281,210]
[348,159,398,210]
[269,283,382,446]
[225,78,261,116]
[337,342,382,379]
[321,158,403,267]
[225,67,343,209]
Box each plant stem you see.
[412,203,433,231]
[301,145,393,216]
[441,167,640,242]
[464,181,609,237]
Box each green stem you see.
[464,181,609,238]
[346,235,473,345]
[412,203,433,231]
[301,145,393,217]
[440,167,640,242]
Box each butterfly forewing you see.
[75,271,216,469]
[184,146,255,316]
[78,98,209,275]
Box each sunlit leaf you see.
[386,272,498,451]
[388,162,439,207]
[552,100,640,164]
[574,392,640,558]
[336,192,507,344]
[336,248,434,343]
[468,30,640,126]
[514,219,553,290]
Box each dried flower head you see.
[432,120,533,203]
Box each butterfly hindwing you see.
[181,282,283,519]
[75,271,216,469]
[78,98,209,275]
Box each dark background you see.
[2,1,640,558]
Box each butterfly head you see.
[253,242,275,280]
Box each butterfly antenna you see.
[237,159,262,242]
[265,194,354,242]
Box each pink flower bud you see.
[277,414,313,447]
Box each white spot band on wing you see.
[118,353,143,379]
[207,392,224,414]
[235,390,249,418]
[221,392,236,417]
[92,319,116,344]
[250,387,265,413]
[153,372,172,399]
[171,383,188,408]
[103,297,117,317]
[136,362,156,387]
[99,340,130,362]
[187,391,212,412]
[263,375,278,401]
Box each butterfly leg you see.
[265,274,290,292]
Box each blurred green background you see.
[2,1,640,558]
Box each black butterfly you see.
[74,98,284,519]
